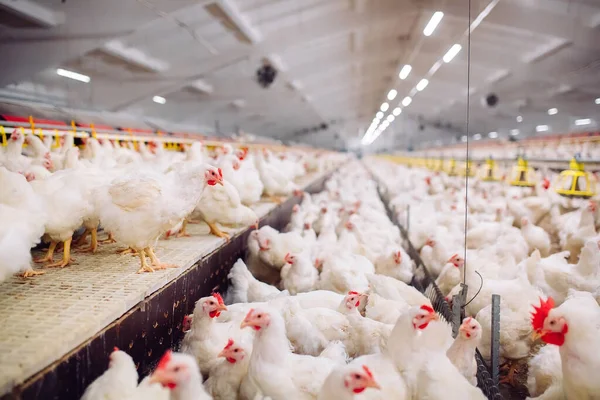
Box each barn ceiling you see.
[1,0,599,150]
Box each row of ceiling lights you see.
[56,68,169,105]
[362,11,464,146]
[460,102,599,142]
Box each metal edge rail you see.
[371,172,503,400]
[1,172,335,400]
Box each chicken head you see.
[240,308,270,331]
[217,338,246,364]
[201,293,227,318]
[412,304,439,330]
[458,317,482,340]
[343,365,380,394]
[150,351,196,390]
[531,297,568,346]
[205,167,224,186]
[447,254,464,268]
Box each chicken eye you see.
[257,314,262,318]
[173,366,180,372]
[354,374,361,380]
[471,325,477,329]
[209,301,214,305]
[550,320,555,325]
[234,349,239,353]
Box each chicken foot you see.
[136,249,155,274]
[499,360,520,386]
[145,247,178,270]
[117,247,138,255]
[45,238,76,268]
[34,241,57,263]
[98,232,117,244]
[206,221,230,241]
[266,195,286,204]
[77,227,98,253]
[176,220,191,238]
[21,269,45,278]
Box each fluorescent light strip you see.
[387,89,398,100]
[376,111,384,119]
[423,11,444,36]
[153,95,166,104]
[510,129,520,136]
[399,65,412,80]
[56,68,90,83]
[575,118,591,126]
[488,131,498,138]
[473,133,482,140]
[443,44,462,63]
[547,108,558,115]
[402,96,412,107]
[392,107,402,116]
[536,125,549,132]
[380,102,389,112]
[387,115,395,122]
[416,79,429,91]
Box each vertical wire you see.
[462,0,472,285]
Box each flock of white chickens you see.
[370,158,600,400]
[80,162,489,400]
[3,128,600,400]
[0,129,338,281]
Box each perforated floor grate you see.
[0,172,325,395]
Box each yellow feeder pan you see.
[555,157,597,198]
[481,158,501,181]
[446,158,458,176]
[509,157,536,187]
[460,160,476,177]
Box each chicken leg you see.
[145,247,178,270]
[266,195,286,204]
[34,241,57,263]
[77,227,98,253]
[175,220,190,238]
[206,221,230,240]
[499,360,520,386]
[136,248,155,274]
[98,232,117,244]
[73,228,90,247]
[117,247,138,255]
[45,237,76,268]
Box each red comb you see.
[212,292,224,305]
[531,297,555,331]
[348,291,360,296]
[113,346,119,352]
[420,304,435,313]
[157,350,172,370]
[464,317,472,324]
[362,365,374,379]
[244,308,255,321]
[223,338,234,350]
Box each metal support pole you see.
[491,294,501,386]
[406,205,410,238]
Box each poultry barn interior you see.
[0,0,599,399]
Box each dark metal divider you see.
[375,178,503,400]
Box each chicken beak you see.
[148,369,170,386]
[531,330,544,341]
[430,313,440,322]
[240,319,252,329]
[217,348,228,358]
[366,378,381,390]
[217,303,228,312]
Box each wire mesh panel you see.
[375,178,503,400]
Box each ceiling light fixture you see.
[153,95,166,104]
[443,44,462,63]
[402,96,412,107]
[547,108,558,115]
[423,11,444,36]
[376,111,384,119]
[399,65,412,80]
[595,98,600,105]
[56,68,90,83]
[461,135,468,142]
[488,131,498,138]
[536,125,549,132]
[387,89,398,100]
[380,102,389,112]
[387,115,395,123]
[575,118,591,126]
[392,107,402,116]
[516,115,523,122]
[416,79,429,91]
[473,133,482,140]
[510,129,520,136]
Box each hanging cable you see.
[462,0,472,285]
